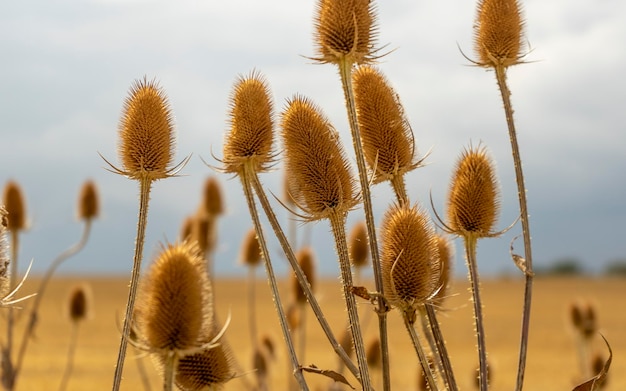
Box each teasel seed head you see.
[180,215,194,242]
[3,180,27,231]
[138,241,210,352]
[67,284,91,323]
[313,0,379,65]
[432,233,454,305]
[348,220,369,268]
[0,207,9,297]
[474,0,526,68]
[252,347,269,382]
[240,228,262,267]
[280,95,358,221]
[365,337,381,369]
[222,70,275,175]
[77,180,99,221]
[292,246,316,304]
[259,334,276,360]
[381,203,441,319]
[200,176,224,217]
[353,65,420,184]
[191,215,212,256]
[117,77,176,181]
[446,144,500,238]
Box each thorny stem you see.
[248,173,362,383]
[493,65,534,391]
[402,311,438,391]
[338,56,391,391]
[241,167,309,391]
[424,304,458,391]
[329,212,372,391]
[58,322,80,391]
[464,235,488,391]
[112,176,153,391]
[419,311,445,385]
[390,175,409,206]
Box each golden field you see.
[10,275,625,391]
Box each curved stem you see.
[58,322,80,391]
[241,167,309,391]
[338,56,390,391]
[329,212,372,391]
[424,303,458,391]
[493,65,534,391]
[464,235,488,391]
[402,311,438,391]
[112,177,153,391]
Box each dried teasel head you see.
[313,0,379,65]
[200,176,224,217]
[222,70,275,175]
[252,347,269,382]
[0,207,9,297]
[3,180,27,231]
[570,300,598,340]
[116,77,176,181]
[446,144,500,239]
[67,284,92,323]
[353,65,421,184]
[137,241,211,352]
[381,203,441,321]
[348,220,369,268]
[191,214,212,256]
[77,180,99,221]
[473,0,526,68]
[432,234,454,305]
[292,246,316,305]
[240,228,262,267]
[280,95,358,221]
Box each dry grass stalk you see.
[77,180,99,221]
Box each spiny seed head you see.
[348,220,369,268]
[353,65,418,183]
[366,337,381,369]
[240,228,262,267]
[223,70,275,174]
[3,180,27,231]
[447,145,500,238]
[0,207,9,297]
[280,95,358,221]
[292,246,316,304]
[313,0,378,65]
[77,180,99,221]
[138,241,210,352]
[201,177,224,217]
[474,0,526,68]
[175,334,236,390]
[67,284,91,323]
[118,77,175,180]
[433,234,454,305]
[381,203,441,316]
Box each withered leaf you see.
[300,364,355,390]
[572,334,612,391]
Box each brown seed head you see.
[118,77,175,180]
[580,302,597,339]
[138,241,210,352]
[175,334,236,390]
[292,246,316,304]
[3,180,27,231]
[474,0,526,68]
[191,215,212,256]
[432,234,454,305]
[313,0,378,65]
[348,220,369,268]
[446,145,500,238]
[77,180,99,221]
[381,203,441,316]
[353,65,418,183]
[223,71,275,174]
[366,337,381,369]
[280,95,358,221]
[591,353,608,388]
[240,228,262,267]
[67,284,91,323]
[252,347,269,381]
[201,176,224,217]
[259,334,276,359]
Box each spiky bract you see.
[292,246,316,304]
[77,180,99,221]
[280,96,358,221]
[3,180,26,231]
[474,0,526,67]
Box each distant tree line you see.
[536,257,626,276]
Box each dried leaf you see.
[572,334,612,391]
[351,286,371,301]
[300,365,355,389]
[510,235,533,276]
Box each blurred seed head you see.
[338,327,354,359]
[175,333,237,390]
[201,177,224,217]
[223,70,275,175]
[474,0,526,68]
[259,334,276,360]
[191,215,212,256]
[3,180,27,231]
[180,215,194,242]
[118,77,175,181]
[313,0,378,65]
[286,302,301,331]
[446,145,500,238]
[591,353,608,389]
[280,95,358,221]
[353,65,418,183]
[381,203,441,317]
[252,347,269,382]
[570,300,598,340]
[348,220,369,268]
[365,337,381,369]
[292,246,316,304]
[240,228,262,267]
[77,180,99,221]
[67,284,92,323]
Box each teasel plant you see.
[100,77,190,390]
[13,180,99,386]
[469,1,535,388]
[312,2,393,387]
[280,95,372,389]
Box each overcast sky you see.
[1,0,624,279]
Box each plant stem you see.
[424,303,458,391]
[493,65,534,391]
[390,175,409,206]
[338,56,391,391]
[3,230,19,391]
[464,235,488,391]
[248,173,361,382]
[402,311,438,391]
[112,176,153,391]
[162,351,176,391]
[241,167,309,391]
[58,322,80,391]
[329,212,372,391]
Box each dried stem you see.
[402,311,438,391]
[162,351,176,391]
[58,322,80,391]
[493,64,534,391]
[424,303,458,391]
[338,55,391,391]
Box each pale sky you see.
[1,0,624,278]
